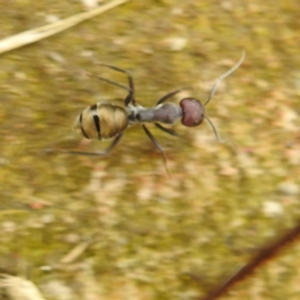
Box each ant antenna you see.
[203,51,245,142]
[204,51,246,106]
[204,116,223,142]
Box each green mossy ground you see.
[0,1,299,299]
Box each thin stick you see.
[200,219,300,300]
[0,0,129,54]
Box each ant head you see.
[180,51,245,139]
[179,98,205,127]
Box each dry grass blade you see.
[0,0,129,54]
[0,274,46,300]
[59,240,94,264]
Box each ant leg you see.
[142,124,169,175]
[95,63,136,106]
[57,133,123,157]
[95,76,131,93]
[156,87,187,106]
[154,123,179,137]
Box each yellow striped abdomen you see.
[74,102,129,140]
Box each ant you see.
[59,52,245,171]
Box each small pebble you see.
[81,0,99,10]
[164,37,187,51]
[262,201,283,217]
[1,221,16,233]
[277,181,299,195]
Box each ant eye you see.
[180,98,205,127]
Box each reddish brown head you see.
[179,98,205,127]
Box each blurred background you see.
[0,0,299,299]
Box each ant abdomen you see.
[74,102,129,140]
[180,98,205,127]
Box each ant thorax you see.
[127,103,183,125]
